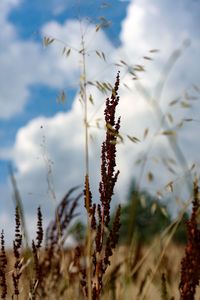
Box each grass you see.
[0,208,200,299]
[1,6,200,299]
[1,74,200,299]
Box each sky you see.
[0,0,200,245]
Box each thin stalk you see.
[81,38,89,177]
[80,24,92,300]
[140,219,182,300]
[135,45,193,192]
[8,164,29,249]
[131,199,190,278]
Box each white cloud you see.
[119,0,200,96]
[120,0,200,54]
[0,0,20,19]
[50,0,70,16]
[116,0,200,200]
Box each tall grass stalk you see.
[9,164,29,249]
[78,20,92,300]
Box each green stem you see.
[80,26,92,300]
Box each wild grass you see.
[0,200,200,299]
[1,74,200,299]
[1,5,200,299]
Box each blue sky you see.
[0,0,200,244]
